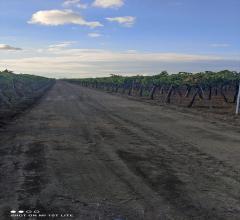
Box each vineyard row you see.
[66,70,240,112]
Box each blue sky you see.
[0,0,239,78]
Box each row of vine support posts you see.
[68,71,240,115]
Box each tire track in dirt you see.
[40,83,147,219]
[68,83,240,220]
[1,81,240,220]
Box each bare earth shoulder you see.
[0,81,240,220]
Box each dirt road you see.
[0,81,240,220]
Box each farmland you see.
[1,0,239,218]
[0,77,240,219]
[0,70,55,124]
[66,70,240,115]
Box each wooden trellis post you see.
[236,82,240,115]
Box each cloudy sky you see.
[0,0,239,78]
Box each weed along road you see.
[0,81,240,220]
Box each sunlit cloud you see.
[93,0,124,8]
[106,16,136,27]
[28,10,103,28]
[48,41,76,51]
[1,47,239,78]
[63,0,88,9]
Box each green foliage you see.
[67,70,240,88]
[0,70,54,106]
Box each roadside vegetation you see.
[0,69,55,123]
[66,70,240,114]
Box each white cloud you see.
[63,0,88,9]
[0,44,22,51]
[210,43,230,48]
[48,41,75,51]
[88,33,102,38]
[93,0,124,8]
[106,16,136,27]
[28,10,103,28]
[1,47,239,78]
[43,49,236,62]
